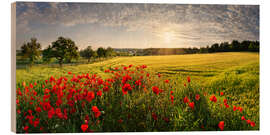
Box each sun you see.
[163,32,174,43]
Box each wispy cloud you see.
[16,2,259,49]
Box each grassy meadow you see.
[16,52,259,132]
[17,52,259,82]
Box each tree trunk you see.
[59,59,63,68]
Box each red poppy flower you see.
[238,107,243,112]
[48,108,55,119]
[209,95,217,103]
[233,106,237,111]
[187,76,191,83]
[122,83,132,95]
[170,95,174,104]
[164,79,169,83]
[56,99,62,107]
[24,126,29,132]
[55,108,63,118]
[218,121,224,131]
[163,117,170,123]
[63,109,68,120]
[92,106,99,112]
[170,95,174,100]
[18,90,22,96]
[201,125,204,129]
[103,86,109,92]
[158,73,161,78]
[92,106,101,118]
[29,83,33,89]
[97,90,102,97]
[189,102,195,109]
[152,86,160,95]
[184,96,189,103]
[118,119,123,123]
[241,116,246,120]
[195,94,200,101]
[49,76,55,82]
[152,112,158,120]
[68,72,72,74]
[34,118,40,127]
[223,99,227,104]
[81,124,88,132]
[220,91,224,96]
[135,80,142,86]
[141,65,147,69]
[26,115,34,125]
[28,109,33,115]
[122,75,132,84]
[224,103,229,108]
[36,107,42,113]
[250,122,255,127]
[95,111,101,118]
[86,91,95,102]
[97,79,104,85]
[246,119,251,124]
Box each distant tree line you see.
[140,40,259,56]
[18,38,259,67]
[199,40,259,53]
[18,37,117,67]
[141,48,197,56]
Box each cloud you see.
[16,2,259,48]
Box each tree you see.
[254,41,260,52]
[248,42,256,52]
[42,45,53,63]
[80,46,96,62]
[223,42,230,52]
[97,47,105,58]
[210,43,219,52]
[105,47,115,57]
[240,40,250,51]
[20,37,42,66]
[231,40,240,51]
[65,42,79,63]
[43,37,79,67]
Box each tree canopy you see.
[20,37,42,65]
[80,46,97,62]
[42,37,79,67]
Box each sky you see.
[16,2,259,50]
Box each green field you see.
[16,52,260,131]
[17,52,259,82]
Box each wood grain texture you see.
[11,2,16,133]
